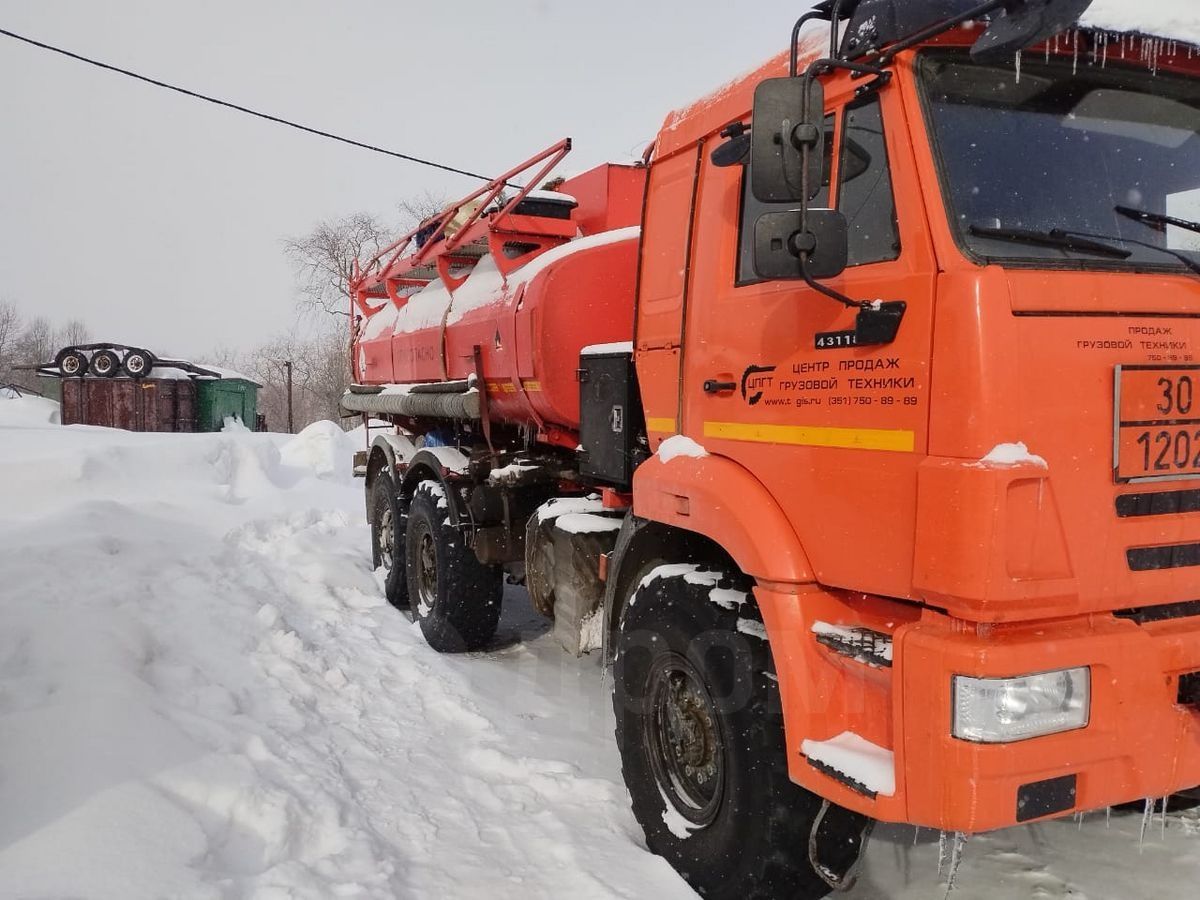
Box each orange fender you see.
[632,453,814,585]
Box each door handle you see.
[703,379,737,395]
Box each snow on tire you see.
[404,479,502,653]
[370,474,408,609]
[612,565,864,900]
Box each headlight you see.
[953,668,1090,743]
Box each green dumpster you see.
[195,375,261,432]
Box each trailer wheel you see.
[613,568,868,900]
[121,348,155,378]
[370,474,408,608]
[55,348,88,377]
[405,480,502,652]
[91,349,120,378]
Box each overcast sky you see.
[0,0,814,357]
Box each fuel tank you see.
[355,227,639,432]
[353,164,644,434]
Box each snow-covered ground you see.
[0,394,1198,899]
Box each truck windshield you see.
[918,50,1200,273]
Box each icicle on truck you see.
[343,1,1200,894]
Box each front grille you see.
[1127,543,1200,572]
[1117,488,1200,518]
[1115,600,1200,624]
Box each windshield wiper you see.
[1056,228,1200,278]
[1116,206,1200,236]
[969,223,1200,277]
[968,224,1132,259]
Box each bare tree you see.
[397,190,450,232]
[284,193,453,322]
[283,213,391,319]
[16,317,57,370]
[0,301,19,375]
[57,319,91,347]
[205,319,351,433]
[0,310,91,396]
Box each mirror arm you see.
[800,262,864,309]
[789,10,835,77]
[793,58,877,311]
[828,0,845,59]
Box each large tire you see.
[405,480,502,652]
[55,348,88,377]
[90,349,120,377]
[613,566,866,900]
[370,474,408,608]
[121,347,155,379]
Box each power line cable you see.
[0,25,503,184]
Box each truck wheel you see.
[121,348,155,378]
[613,568,864,900]
[91,349,120,377]
[55,348,88,377]
[370,474,408,608]
[405,480,502,652]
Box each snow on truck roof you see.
[359,226,641,336]
[657,2,1200,159]
[1081,0,1200,46]
[152,365,261,385]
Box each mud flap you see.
[526,507,622,655]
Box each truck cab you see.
[630,10,1200,838]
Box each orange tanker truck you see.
[343,1,1200,895]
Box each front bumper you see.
[756,584,1200,833]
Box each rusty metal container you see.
[60,378,197,432]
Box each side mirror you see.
[971,0,1095,62]
[711,131,752,168]
[750,77,825,203]
[753,208,848,281]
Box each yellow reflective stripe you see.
[646,417,678,433]
[521,380,542,392]
[703,421,915,452]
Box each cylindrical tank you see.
[354,227,639,433]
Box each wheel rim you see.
[126,354,147,374]
[416,529,437,616]
[645,653,726,827]
[94,355,113,375]
[61,355,80,375]
[378,506,394,571]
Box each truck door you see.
[635,146,703,438]
[681,81,939,599]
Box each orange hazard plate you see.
[1115,365,1200,482]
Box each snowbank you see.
[279,420,357,482]
[2,406,1199,899]
[0,422,699,900]
[0,392,60,426]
